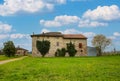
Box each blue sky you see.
[0,0,120,51]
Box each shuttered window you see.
[79,43,82,48]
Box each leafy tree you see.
[36,40,50,57]
[66,42,77,57]
[55,48,66,57]
[3,41,16,57]
[92,34,111,56]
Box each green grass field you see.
[0,55,22,61]
[0,56,120,81]
[0,55,17,61]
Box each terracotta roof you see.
[31,32,87,39]
[63,34,87,39]
[45,32,62,35]
[16,47,28,51]
[31,32,63,37]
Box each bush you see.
[66,42,77,57]
[36,40,50,57]
[3,41,16,57]
[55,48,66,57]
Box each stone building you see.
[16,46,28,56]
[31,32,87,57]
[87,46,97,56]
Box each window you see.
[81,50,83,52]
[79,43,82,48]
[56,42,59,46]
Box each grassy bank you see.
[0,56,120,81]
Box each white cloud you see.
[40,20,61,27]
[61,29,81,34]
[0,22,30,40]
[79,19,108,27]
[40,15,80,27]
[45,0,66,4]
[71,0,91,2]
[0,0,66,16]
[40,28,96,38]
[108,36,116,40]
[83,5,120,21]
[0,34,9,40]
[15,43,31,48]
[40,14,108,28]
[40,28,81,34]
[80,5,120,27]
[60,29,96,38]
[107,32,120,40]
[54,15,80,24]
[40,5,120,28]
[113,32,120,36]
[10,33,29,39]
[81,32,96,46]
[0,22,12,33]
[41,29,50,33]
[82,32,96,38]
[56,0,66,4]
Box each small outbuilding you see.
[16,46,28,56]
[87,46,97,56]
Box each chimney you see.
[33,32,34,35]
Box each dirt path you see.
[0,56,27,65]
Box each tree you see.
[66,42,77,57]
[92,34,111,56]
[3,41,16,57]
[36,40,50,57]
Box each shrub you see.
[66,42,77,57]
[55,48,66,57]
[36,40,50,57]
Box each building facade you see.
[31,32,87,57]
[16,46,28,56]
[87,46,97,56]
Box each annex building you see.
[16,46,28,56]
[31,32,87,57]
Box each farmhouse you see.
[16,46,28,56]
[31,32,87,57]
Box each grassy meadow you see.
[0,56,120,81]
[0,55,22,61]
[0,55,18,61]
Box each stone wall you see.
[32,36,87,57]
[16,50,28,56]
[63,39,87,56]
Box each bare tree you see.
[92,34,111,56]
